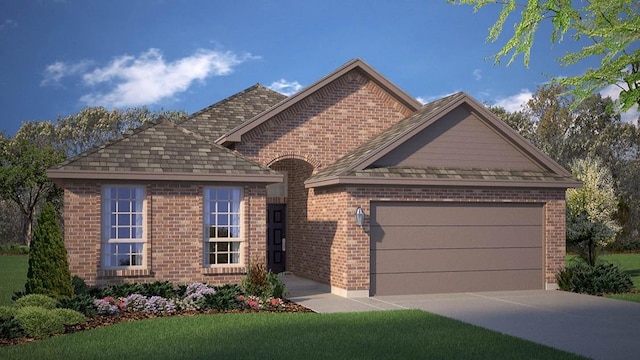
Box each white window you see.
[204,188,242,266]
[102,186,145,268]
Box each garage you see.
[370,202,544,296]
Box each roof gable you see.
[306,93,580,188]
[216,59,423,145]
[48,119,281,183]
[179,84,286,141]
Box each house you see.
[47,59,580,297]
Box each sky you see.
[1,0,638,136]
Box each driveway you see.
[283,274,640,360]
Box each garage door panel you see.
[370,202,544,296]
[370,225,542,250]
[371,270,542,296]
[372,248,541,273]
[372,202,542,227]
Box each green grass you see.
[0,255,28,306]
[0,310,584,360]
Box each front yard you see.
[0,310,585,360]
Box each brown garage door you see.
[370,202,543,296]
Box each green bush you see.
[57,294,97,317]
[557,262,633,295]
[0,244,29,255]
[141,281,176,298]
[14,294,58,310]
[90,282,144,298]
[71,275,89,295]
[14,306,64,338]
[203,284,244,310]
[0,306,16,320]
[25,203,74,299]
[50,308,86,325]
[0,315,26,339]
[242,260,286,298]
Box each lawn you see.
[0,255,28,306]
[0,310,584,360]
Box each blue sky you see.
[1,0,637,136]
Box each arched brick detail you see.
[266,153,322,169]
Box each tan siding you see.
[373,106,544,171]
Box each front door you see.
[267,204,286,273]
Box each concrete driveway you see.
[283,274,640,360]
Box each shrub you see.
[267,272,287,299]
[14,294,58,310]
[71,276,89,295]
[14,306,64,338]
[90,283,144,299]
[58,294,98,317]
[0,306,15,320]
[242,261,270,298]
[141,281,176,298]
[143,296,176,315]
[202,284,244,310]
[0,316,25,340]
[50,308,86,325]
[94,297,124,315]
[175,283,216,311]
[557,262,633,295]
[25,203,74,299]
[0,244,29,255]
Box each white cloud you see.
[77,48,257,107]
[472,69,482,81]
[493,89,533,113]
[268,79,302,96]
[416,96,427,104]
[41,60,93,86]
[599,83,639,124]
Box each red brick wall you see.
[62,180,266,287]
[305,186,566,291]
[236,68,415,168]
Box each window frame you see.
[203,187,244,267]
[101,185,147,270]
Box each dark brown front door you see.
[267,204,286,273]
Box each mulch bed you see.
[0,300,313,347]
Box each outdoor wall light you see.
[355,206,365,227]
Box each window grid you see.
[204,188,241,265]
[102,186,145,268]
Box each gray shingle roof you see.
[179,84,287,141]
[49,119,279,177]
[351,167,576,183]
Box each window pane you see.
[229,227,240,238]
[218,201,229,213]
[230,253,239,264]
[209,254,216,264]
[230,214,240,226]
[110,227,117,239]
[217,242,229,252]
[118,187,130,199]
[230,242,240,251]
[218,189,229,200]
[110,200,117,212]
[231,190,241,212]
[118,200,131,212]
[209,242,216,252]
[217,227,229,238]
[117,227,131,239]
[217,214,228,226]
[117,214,130,226]
[217,253,228,264]
[133,243,144,253]
[134,214,143,226]
[131,255,142,266]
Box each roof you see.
[216,58,423,144]
[47,119,282,183]
[179,84,287,141]
[305,92,581,189]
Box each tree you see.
[25,202,73,298]
[0,134,65,246]
[56,106,187,157]
[566,158,621,266]
[448,0,640,110]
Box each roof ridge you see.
[182,83,281,122]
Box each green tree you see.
[25,202,73,298]
[566,158,620,266]
[449,0,640,110]
[0,134,65,246]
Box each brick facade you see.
[63,180,266,286]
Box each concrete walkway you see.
[282,273,640,360]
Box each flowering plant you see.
[94,297,125,315]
